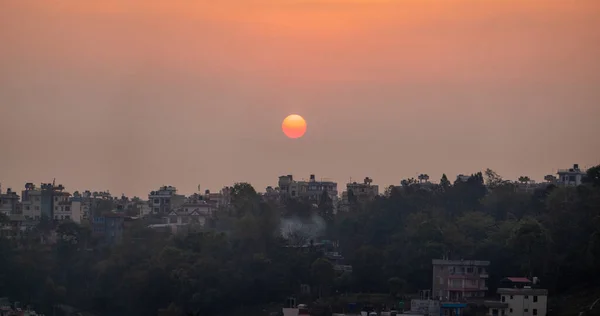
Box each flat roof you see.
[432,259,490,266]
[497,288,548,296]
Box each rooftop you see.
[432,259,490,266]
[497,288,548,296]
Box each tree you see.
[584,165,600,186]
[440,174,451,190]
[388,277,407,297]
[318,190,334,226]
[311,258,335,298]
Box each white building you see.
[556,164,586,187]
[485,278,548,316]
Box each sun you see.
[282,114,307,139]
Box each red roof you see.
[505,277,531,283]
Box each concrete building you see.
[92,213,124,245]
[484,278,548,316]
[278,174,338,204]
[180,193,212,215]
[432,259,490,300]
[21,183,42,220]
[340,177,379,211]
[0,187,20,216]
[556,164,586,186]
[148,186,185,214]
[40,182,68,220]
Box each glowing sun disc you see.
[282,114,307,139]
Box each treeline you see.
[0,166,599,315]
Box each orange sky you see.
[1,0,599,197]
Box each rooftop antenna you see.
[52,178,56,186]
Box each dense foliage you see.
[1,167,600,315]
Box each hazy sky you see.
[1,0,599,197]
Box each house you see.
[484,278,548,316]
[167,209,209,227]
[278,174,338,205]
[339,177,379,212]
[556,164,586,186]
[148,186,185,214]
[432,259,490,300]
[0,187,20,216]
[92,213,124,245]
[21,183,42,220]
[0,214,26,239]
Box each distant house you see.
[167,209,209,226]
[92,213,124,245]
[432,258,490,300]
[484,277,548,316]
[556,164,586,187]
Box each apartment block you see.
[432,259,490,300]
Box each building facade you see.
[92,213,124,245]
[556,164,586,186]
[485,278,548,316]
[21,183,42,220]
[339,177,379,211]
[0,187,20,216]
[278,174,338,204]
[148,186,185,214]
[432,259,490,300]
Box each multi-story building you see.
[556,164,586,186]
[339,177,379,211]
[485,278,548,316]
[92,213,124,245]
[278,174,338,204]
[432,259,490,300]
[40,182,68,220]
[148,186,185,214]
[21,183,42,220]
[0,187,20,216]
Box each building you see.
[0,214,26,239]
[339,177,379,211]
[21,183,42,220]
[0,187,20,216]
[556,164,586,186]
[40,182,68,219]
[432,259,490,300]
[92,213,124,245]
[484,278,548,316]
[278,174,338,204]
[148,186,185,214]
[180,193,212,215]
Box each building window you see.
[533,310,537,315]
[501,296,506,302]
[65,216,70,220]
[25,206,30,210]
[510,309,513,313]
[533,296,538,302]
[525,295,529,299]
[35,206,40,210]
[524,309,529,313]
[510,295,514,299]
[466,267,473,273]
[439,277,443,285]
